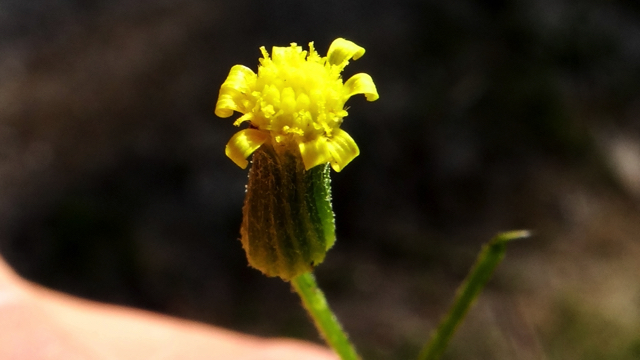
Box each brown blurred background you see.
[1,0,640,359]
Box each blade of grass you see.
[418,230,531,360]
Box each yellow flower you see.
[215,38,379,172]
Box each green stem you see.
[291,272,360,360]
[418,230,530,360]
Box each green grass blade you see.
[418,230,531,360]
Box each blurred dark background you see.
[1,0,640,359]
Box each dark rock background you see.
[1,0,640,359]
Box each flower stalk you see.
[291,272,360,360]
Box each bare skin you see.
[0,257,337,360]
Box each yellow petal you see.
[299,138,333,170]
[327,129,360,172]
[225,129,269,169]
[327,38,365,68]
[344,73,379,101]
[233,112,255,127]
[215,65,257,118]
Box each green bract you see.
[240,142,336,280]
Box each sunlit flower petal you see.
[215,65,257,118]
[327,38,366,68]
[326,128,360,172]
[344,73,379,102]
[299,138,332,170]
[233,112,255,126]
[225,129,269,169]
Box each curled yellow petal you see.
[299,138,333,170]
[225,129,269,169]
[215,65,257,118]
[344,73,379,101]
[326,129,360,172]
[327,38,365,68]
[233,112,255,127]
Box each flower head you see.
[215,38,379,172]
